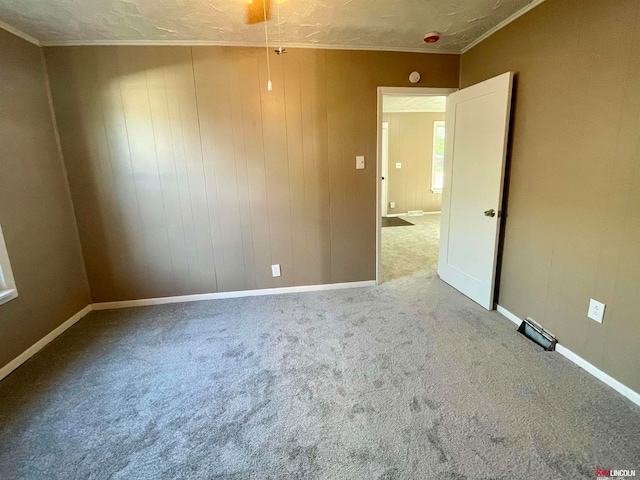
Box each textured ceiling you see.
[0,0,538,52]
[383,95,447,113]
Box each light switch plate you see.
[587,298,605,323]
[356,156,365,170]
[271,264,281,277]
[389,201,395,209]
[395,162,402,169]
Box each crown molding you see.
[0,19,40,46]
[40,38,460,55]
[3,0,546,55]
[460,0,545,54]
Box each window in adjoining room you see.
[432,120,446,193]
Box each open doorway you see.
[376,87,457,285]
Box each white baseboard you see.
[496,305,522,326]
[496,305,640,407]
[554,344,640,406]
[0,304,92,382]
[3,292,637,409]
[1,281,375,381]
[92,280,376,311]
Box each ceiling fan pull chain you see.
[263,0,272,91]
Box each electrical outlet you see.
[587,298,605,323]
[389,201,395,209]
[395,162,402,169]
[271,264,281,277]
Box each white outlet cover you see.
[271,264,281,277]
[396,162,402,169]
[588,298,605,323]
[389,201,395,209]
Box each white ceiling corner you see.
[0,0,544,53]
[0,18,39,45]
[460,0,545,53]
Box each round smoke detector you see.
[424,32,441,43]
[409,71,421,84]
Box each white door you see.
[381,122,389,217]
[438,72,514,310]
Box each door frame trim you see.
[376,86,458,285]
[381,121,389,218]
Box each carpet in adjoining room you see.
[381,213,440,283]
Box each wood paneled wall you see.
[461,0,640,391]
[45,46,459,302]
[0,29,90,369]
[383,112,445,214]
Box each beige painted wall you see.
[0,30,91,369]
[383,112,445,213]
[44,46,459,302]
[461,0,640,391]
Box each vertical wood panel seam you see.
[227,53,252,289]
[117,65,153,287]
[174,67,203,290]
[203,55,230,291]
[161,64,194,291]
[608,131,640,312]
[324,51,334,282]
[282,57,298,284]
[256,50,275,265]
[541,0,587,331]
[145,66,178,293]
[310,54,322,282]
[176,65,202,287]
[591,0,640,296]
[237,54,260,289]
[97,84,131,293]
[189,46,219,292]
[297,55,314,283]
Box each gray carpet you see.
[1,272,639,479]
[381,214,440,283]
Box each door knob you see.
[484,209,496,217]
